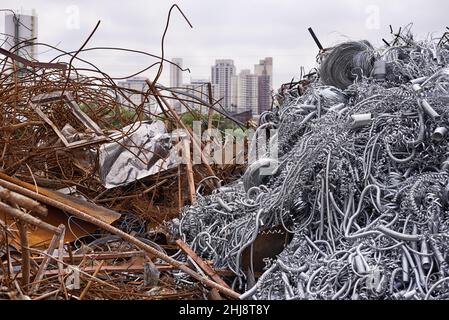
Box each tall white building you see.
[231,75,238,110]
[170,58,183,88]
[169,58,183,113]
[254,57,273,114]
[4,10,38,61]
[117,77,158,114]
[211,59,235,111]
[232,70,258,115]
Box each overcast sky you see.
[1,0,449,88]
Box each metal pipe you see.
[420,99,441,121]
[432,127,448,142]
[351,114,372,129]
[421,239,431,270]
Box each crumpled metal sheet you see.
[99,121,178,189]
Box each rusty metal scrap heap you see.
[0,6,246,300]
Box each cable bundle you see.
[171,34,449,300]
[320,41,375,89]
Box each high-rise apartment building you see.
[169,58,184,113]
[4,10,38,61]
[254,57,273,86]
[211,59,236,111]
[254,57,273,114]
[232,70,258,115]
[117,77,158,114]
[257,74,271,114]
[170,58,183,88]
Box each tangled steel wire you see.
[174,30,449,300]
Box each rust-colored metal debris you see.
[0,5,246,300]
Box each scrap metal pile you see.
[0,6,246,300]
[175,28,449,300]
[4,6,449,301]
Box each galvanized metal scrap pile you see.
[174,30,449,300]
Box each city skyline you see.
[1,8,273,116]
[3,0,448,90]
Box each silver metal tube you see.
[420,99,441,121]
[354,255,367,274]
[421,239,431,270]
[402,253,410,283]
[410,77,428,85]
[432,127,448,142]
[412,84,423,92]
[351,114,372,129]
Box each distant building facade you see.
[254,57,273,114]
[220,57,273,117]
[4,11,38,62]
[232,70,258,115]
[211,59,236,111]
[170,58,183,88]
[169,58,183,112]
[117,77,158,114]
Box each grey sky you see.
[1,0,449,88]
